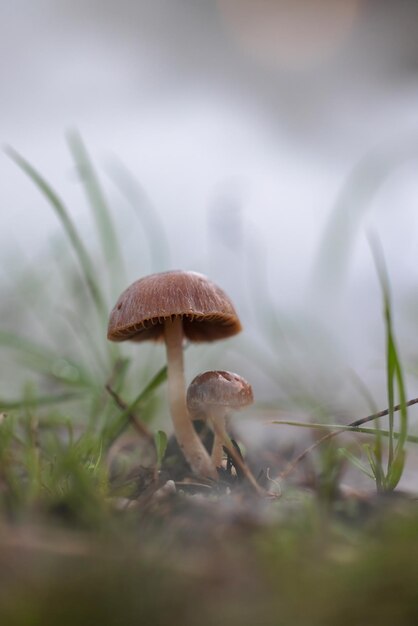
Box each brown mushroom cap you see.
[107,270,242,342]
[187,370,253,417]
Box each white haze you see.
[2,1,418,415]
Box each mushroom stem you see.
[212,432,224,468]
[164,316,217,479]
[207,408,264,495]
[206,407,229,468]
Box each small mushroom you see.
[107,271,242,479]
[187,370,253,468]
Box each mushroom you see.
[187,370,253,468]
[107,270,242,479]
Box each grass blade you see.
[370,235,408,489]
[106,161,171,272]
[338,447,376,480]
[274,395,418,481]
[270,419,418,444]
[312,135,418,297]
[5,147,107,323]
[0,392,83,411]
[0,330,93,387]
[67,131,125,293]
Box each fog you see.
[2,1,418,410]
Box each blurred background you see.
[2,0,418,433]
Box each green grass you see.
[271,246,412,493]
[368,235,409,490]
[2,137,418,625]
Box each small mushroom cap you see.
[107,270,242,342]
[187,370,253,417]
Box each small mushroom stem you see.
[212,432,224,468]
[164,316,217,479]
[207,407,264,495]
[206,407,229,468]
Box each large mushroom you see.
[107,270,242,479]
[187,370,253,468]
